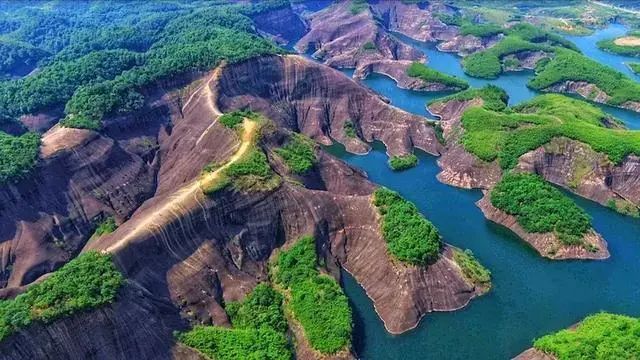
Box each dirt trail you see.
[104,119,256,253]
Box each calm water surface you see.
[324,25,640,359]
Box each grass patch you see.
[373,187,442,264]
[388,154,418,171]
[91,217,117,239]
[463,36,553,79]
[491,173,591,245]
[597,37,640,57]
[362,41,376,51]
[429,85,508,112]
[533,312,640,360]
[204,147,280,195]
[59,114,101,131]
[607,199,640,218]
[0,131,40,185]
[529,48,640,106]
[452,248,491,286]
[460,94,640,169]
[629,62,640,74]
[219,110,259,129]
[343,121,357,138]
[275,133,316,174]
[460,23,503,38]
[0,251,123,341]
[273,236,352,355]
[406,62,469,89]
[350,0,368,15]
[179,283,291,360]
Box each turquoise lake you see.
[325,25,640,359]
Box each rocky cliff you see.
[438,34,502,56]
[477,194,609,260]
[215,55,443,157]
[514,348,557,360]
[370,1,458,42]
[250,5,308,46]
[353,59,463,91]
[545,81,640,112]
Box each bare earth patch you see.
[614,36,640,47]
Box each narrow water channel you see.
[324,25,640,359]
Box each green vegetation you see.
[629,62,640,74]
[219,110,259,129]
[436,14,464,26]
[491,173,591,245]
[533,313,640,360]
[0,131,40,185]
[429,85,508,112]
[92,217,117,239]
[222,149,280,193]
[452,248,491,286]
[388,154,418,171]
[597,37,640,57]
[274,236,352,354]
[372,188,442,264]
[506,23,579,52]
[179,327,290,360]
[350,0,368,15]
[460,23,503,38]
[59,114,101,131]
[343,121,357,138]
[0,251,123,341]
[461,94,640,169]
[275,133,316,174]
[463,36,553,78]
[406,62,469,89]
[607,199,640,218]
[179,283,292,360]
[362,41,376,51]
[0,39,48,77]
[529,49,640,106]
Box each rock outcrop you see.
[502,51,551,72]
[477,194,609,260]
[516,137,640,211]
[428,99,502,189]
[294,1,424,77]
[353,59,464,91]
[545,81,640,112]
[438,34,502,56]
[0,282,196,360]
[250,5,308,46]
[514,348,557,360]
[215,54,443,157]
[370,1,458,42]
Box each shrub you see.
[373,187,442,264]
[406,62,469,89]
[533,313,640,360]
[629,62,640,74]
[59,114,101,131]
[460,94,640,169]
[178,326,291,360]
[529,48,640,105]
[273,236,352,354]
[219,112,245,129]
[92,217,117,238]
[0,251,123,341]
[429,85,508,112]
[343,121,357,138]
[453,248,491,286]
[225,149,280,192]
[275,133,316,174]
[362,41,376,51]
[226,283,288,334]
[388,154,418,171]
[460,23,503,38]
[490,173,592,245]
[0,131,41,185]
[597,38,640,57]
[350,0,368,15]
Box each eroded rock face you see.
[545,81,640,112]
[438,34,502,56]
[516,137,640,210]
[0,282,193,360]
[0,126,157,291]
[353,59,463,91]
[502,51,550,72]
[514,348,557,360]
[251,5,307,45]
[215,55,443,157]
[477,194,609,260]
[371,1,459,42]
[295,1,423,73]
[428,99,502,189]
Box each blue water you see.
[326,144,640,360]
[566,23,640,80]
[346,27,640,128]
[319,24,640,360]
